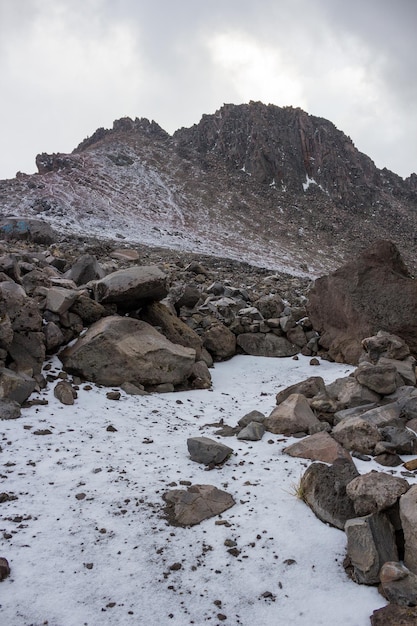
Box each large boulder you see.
[92,265,167,311]
[264,393,320,435]
[202,323,236,360]
[237,333,299,357]
[307,241,417,364]
[0,217,57,244]
[346,471,410,516]
[59,315,196,388]
[300,458,359,529]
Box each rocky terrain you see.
[0,102,416,275]
[1,101,417,625]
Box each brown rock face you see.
[307,240,417,364]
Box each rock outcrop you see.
[307,241,417,364]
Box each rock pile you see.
[0,234,315,410]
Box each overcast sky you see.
[0,0,416,180]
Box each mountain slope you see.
[0,102,416,275]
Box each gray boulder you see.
[0,368,36,404]
[332,415,383,455]
[264,393,320,435]
[163,484,235,526]
[300,458,359,529]
[379,561,417,607]
[275,376,325,406]
[346,471,410,516]
[93,265,167,310]
[202,324,236,360]
[237,333,299,357]
[284,431,351,464]
[64,254,105,286]
[59,316,196,388]
[400,485,417,575]
[0,398,21,420]
[354,362,399,395]
[237,421,265,441]
[345,512,398,584]
[187,437,233,465]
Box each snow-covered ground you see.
[1,354,414,626]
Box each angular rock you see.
[8,330,46,376]
[359,402,401,428]
[45,287,78,315]
[163,484,235,526]
[307,241,417,364]
[70,295,106,325]
[0,368,36,404]
[346,471,410,516]
[59,316,196,388]
[64,254,105,286]
[254,294,285,319]
[188,360,212,390]
[43,321,65,353]
[325,376,381,409]
[275,376,325,406]
[237,333,299,357]
[363,331,411,363]
[202,324,236,360]
[187,437,233,465]
[354,362,399,395]
[284,431,351,463]
[300,458,359,529]
[344,512,398,584]
[238,410,266,427]
[400,485,417,574]
[0,217,56,244]
[380,561,417,607]
[265,393,320,435]
[141,301,203,359]
[0,281,43,331]
[378,425,417,455]
[332,415,383,455]
[237,421,265,441]
[378,356,416,387]
[93,265,167,310]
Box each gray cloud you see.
[0,0,415,179]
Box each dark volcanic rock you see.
[307,241,417,364]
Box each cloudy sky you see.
[0,0,416,180]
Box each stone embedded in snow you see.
[237,410,266,428]
[346,471,410,516]
[0,398,21,420]
[187,437,233,465]
[284,431,351,464]
[237,421,265,441]
[300,458,359,530]
[162,484,235,526]
[264,393,320,435]
[93,265,168,310]
[370,604,417,625]
[54,380,76,406]
[59,316,196,388]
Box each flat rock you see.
[93,265,167,310]
[370,604,417,625]
[163,484,235,526]
[284,431,351,463]
[187,437,233,465]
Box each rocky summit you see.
[0,102,416,275]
